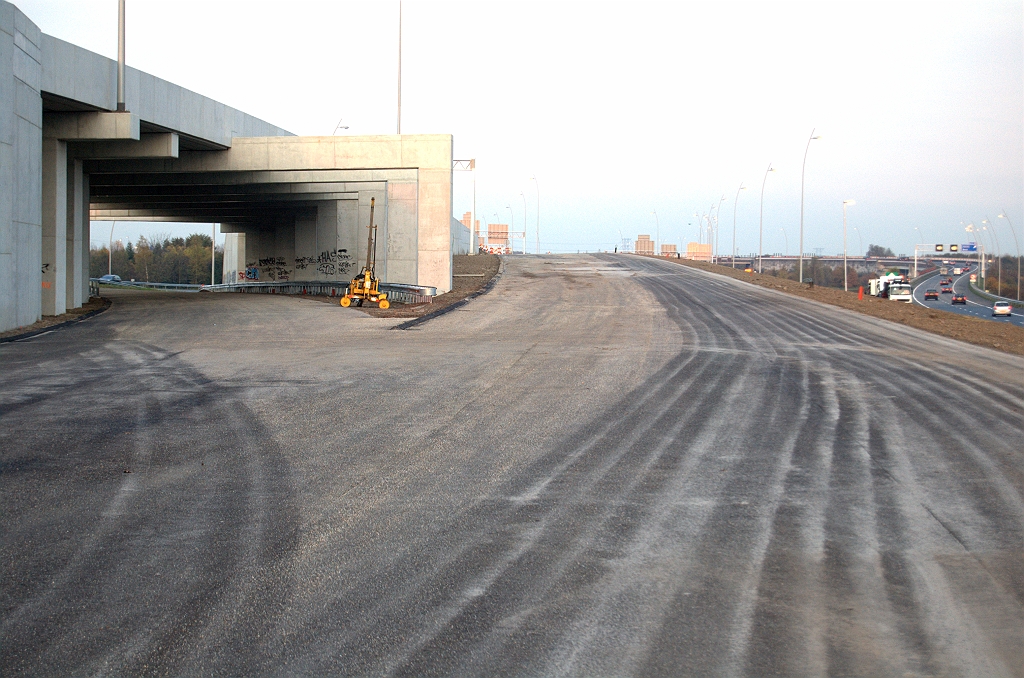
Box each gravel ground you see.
[1,254,1021,676]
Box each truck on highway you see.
[953,266,963,275]
[940,267,949,275]
[869,273,913,302]
[888,282,912,302]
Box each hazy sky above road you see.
[14,0,1024,257]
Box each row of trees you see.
[90,234,223,285]
[983,255,1023,299]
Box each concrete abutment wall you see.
[1,2,43,330]
[1,0,456,333]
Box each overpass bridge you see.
[1,0,457,333]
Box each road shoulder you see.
[641,255,1024,356]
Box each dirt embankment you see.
[303,254,501,319]
[653,256,1024,356]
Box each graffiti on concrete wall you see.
[258,257,290,281]
[238,257,291,282]
[294,248,353,277]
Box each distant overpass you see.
[717,255,976,276]
[1,0,458,333]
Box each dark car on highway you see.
[941,285,953,293]
[952,294,966,304]
[924,289,939,300]
[98,274,121,283]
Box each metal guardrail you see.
[203,280,437,304]
[92,278,203,291]
[968,281,1024,309]
[92,278,438,304]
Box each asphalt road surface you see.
[913,265,1024,328]
[2,254,1023,676]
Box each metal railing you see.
[92,278,438,304]
[92,278,203,291]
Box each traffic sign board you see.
[962,243,977,252]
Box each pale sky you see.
[14,0,1024,257]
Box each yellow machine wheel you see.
[340,296,351,307]
[378,299,390,309]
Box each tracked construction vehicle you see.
[340,197,390,309]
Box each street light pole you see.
[117,0,125,112]
[396,0,402,134]
[758,163,774,273]
[979,224,996,291]
[520,191,528,255]
[732,183,746,268]
[913,227,923,279]
[471,164,476,254]
[998,212,1020,300]
[505,205,514,252]
[714,195,725,263]
[967,222,984,288]
[108,221,116,275]
[529,175,539,254]
[707,203,715,255]
[652,210,660,256]
[212,223,216,284]
[843,200,855,292]
[799,129,821,283]
[984,217,1002,296]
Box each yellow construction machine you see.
[340,197,390,309]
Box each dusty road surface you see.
[2,254,1022,676]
